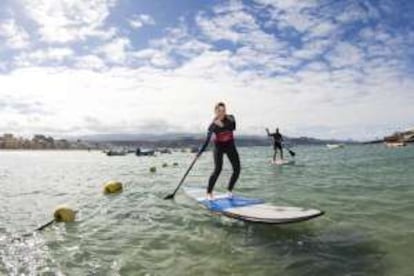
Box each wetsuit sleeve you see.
[227,115,236,131]
[198,124,214,155]
[208,122,216,133]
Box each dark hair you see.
[215,102,226,110]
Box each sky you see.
[0,0,413,140]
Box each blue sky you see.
[0,0,413,140]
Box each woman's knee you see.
[216,166,223,174]
[212,166,222,176]
[232,164,240,175]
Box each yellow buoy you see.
[150,166,157,173]
[53,205,76,222]
[103,180,123,194]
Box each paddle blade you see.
[288,149,296,156]
[164,193,175,200]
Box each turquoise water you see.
[0,145,413,275]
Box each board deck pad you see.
[200,196,264,212]
[184,187,324,224]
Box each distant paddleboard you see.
[271,159,295,166]
[184,187,324,224]
[326,144,345,149]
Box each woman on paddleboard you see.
[198,102,240,200]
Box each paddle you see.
[283,144,296,157]
[164,154,200,200]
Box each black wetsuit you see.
[268,132,283,159]
[199,115,240,194]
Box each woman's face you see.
[215,105,226,119]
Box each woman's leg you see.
[277,144,284,159]
[207,146,223,194]
[226,145,240,192]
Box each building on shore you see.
[384,128,414,143]
[0,133,88,150]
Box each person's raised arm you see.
[227,115,236,131]
[266,128,271,136]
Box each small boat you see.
[106,150,127,156]
[385,141,406,148]
[157,148,172,154]
[326,144,345,149]
[136,148,155,156]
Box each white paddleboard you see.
[326,144,345,149]
[271,159,295,166]
[183,187,324,224]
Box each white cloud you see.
[131,26,211,68]
[96,37,131,63]
[20,0,117,43]
[255,0,318,32]
[196,9,257,42]
[1,54,413,140]
[196,7,289,75]
[308,21,337,38]
[128,14,155,29]
[0,18,30,49]
[0,0,412,140]
[14,47,74,66]
[335,1,379,24]
[325,42,363,69]
[74,55,107,70]
[254,0,315,10]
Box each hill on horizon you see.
[73,132,356,147]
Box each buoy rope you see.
[35,219,55,231]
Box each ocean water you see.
[0,145,413,276]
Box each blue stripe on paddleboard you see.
[199,196,264,212]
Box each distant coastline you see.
[0,132,358,150]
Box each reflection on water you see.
[0,145,413,275]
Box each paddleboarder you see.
[266,127,284,162]
[198,102,240,200]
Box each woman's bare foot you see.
[207,193,214,200]
[227,191,233,198]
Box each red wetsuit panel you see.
[214,131,234,143]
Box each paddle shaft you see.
[165,154,200,199]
